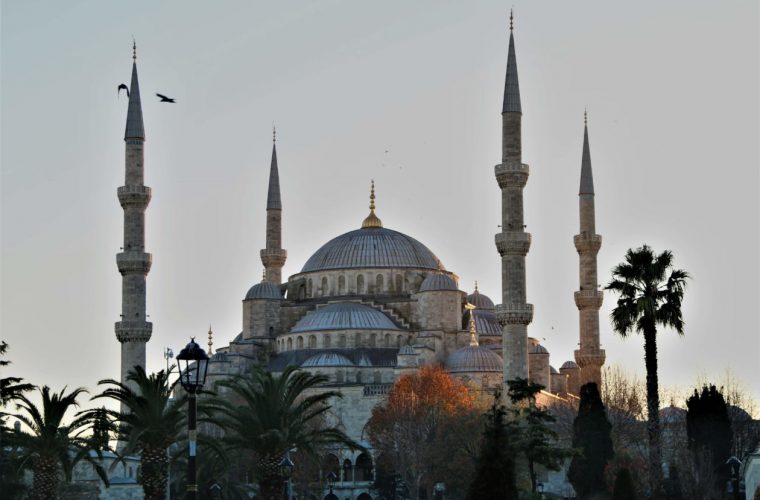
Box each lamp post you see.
[176,338,209,500]
[326,471,337,498]
[536,482,544,499]
[163,347,174,500]
[726,456,742,500]
[279,451,294,500]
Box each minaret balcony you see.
[115,320,153,342]
[495,162,529,188]
[574,290,604,309]
[574,349,606,368]
[495,232,531,255]
[573,233,602,253]
[116,252,152,274]
[260,248,287,265]
[117,185,152,208]
[495,303,534,325]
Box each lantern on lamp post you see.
[176,338,209,500]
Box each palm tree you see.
[210,365,361,500]
[11,386,108,500]
[605,245,689,496]
[0,341,33,405]
[91,366,185,500]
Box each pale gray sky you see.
[2,0,758,407]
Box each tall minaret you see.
[260,127,287,284]
[495,12,534,390]
[114,42,152,389]
[573,112,605,389]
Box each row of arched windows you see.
[322,452,374,483]
[305,273,406,298]
[277,333,410,351]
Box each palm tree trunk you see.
[32,456,59,500]
[643,326,662,498]
[141,445,168,500]
[258,454,283,500]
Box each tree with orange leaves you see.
[367,365,481,499]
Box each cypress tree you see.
[466,393,518,499]
[612,468,637,500]
[568,382,614,498]
[686,385,732,492]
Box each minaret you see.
[114,42,152,389]
[260,127,287,284]
[495,12,534,391]
[573,111,605,389]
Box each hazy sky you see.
[2,1,758,408]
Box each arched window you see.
[356,371,362,383]
[395,274,403,293]
[287,338,293,350]
[356,453,374,481]
[338,275,346,295]
[397,335,403,347]
[309,335,317,349]
[354,332,362,347]
[321,277,328,297]
[297,336,304,349]
[323,334,331,348]
[342,458,353,482]
[369,333,376,347]
[384,333,391,347]
[357,275,365,294]
[307,279,313,297]
[336,371,344,383]
[323,453,340,481]
[376,274,384,292]
[338,334,347,348]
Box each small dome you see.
[419,273,458,292]
[550,365,559,375]
[529,343,549,354]
[291,303,399,333]
[466,289,495,310]
[302,352,355,368]
[446,346,503,373]
[245,282,282,300]
[560,360,579,370]
[659,405,687,423]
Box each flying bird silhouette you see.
[156,93,176,103]
[118,84,129,98]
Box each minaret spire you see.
[574,112,605,389]
[260,128,287,284]
[495,11,533,399]
[115,43,152,397]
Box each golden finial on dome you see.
[361,179,383,228]
[207,325,213,355]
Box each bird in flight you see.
[156,93,176,103]
[118,84,129,98]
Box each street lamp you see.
[326,471,337,496]
[536,482,544,499]
[279,452,295,500]
[176,338,209,500]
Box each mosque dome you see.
[466,287,495,310]
[245,281,283,300]
[560,360,579,370]
[302,352,355,368]
[419,273,458,292]
[291,303,399,333]
[529,343,549,354]
[550,365,559,375]
[301,227,442,273]
[446,346,503,373]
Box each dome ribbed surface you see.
[466,290,495,310]
[301,227,442,273]
[302,352,355,367]
[446,346,503,373]
[530,343,549,354]
[560,360,579,370]
[291,303,399,333]
[419,273,458,292]
[245,282,282,300]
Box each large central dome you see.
[301,227,443,273]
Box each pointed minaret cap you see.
[266,126,282,210]
[124,41,145,140]
[361,180,383,228]
[502,10,522,113]
[579,110,595,195]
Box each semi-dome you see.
[466,287,495,310]
[446,346,503,373]
[302,352,355,368]
[301,227,442,273]
[245,281,283,300]
[419,273,458,292]
[291,303,399,333]
[560,360,579,370]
